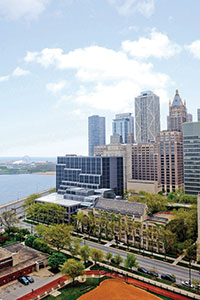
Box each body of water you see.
[0,174,56,205]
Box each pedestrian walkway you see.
[173,253,185,265]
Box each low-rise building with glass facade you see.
[56,155,123,196]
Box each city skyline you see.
[1,1,200,156]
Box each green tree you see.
[124,253,138,271]
[48,252,66,270]
[114,254,123,266]
[0,210,19,234]
[25,235,37,247]
[105,252,113,263]
[23,193,39,208]
[80,244,91,265]
[61,259,85,284]
[26,202,66,224]
[90,248,104,265]
[70,238,81,256]
[35,223,73,252]
[73,211,85,232]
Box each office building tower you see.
[187,113,193,122]
[88,115,105,156]
[157,131,184,192]
[198,109,200,121]
[183,122,200,195]
[169,90,187,132]
[56,155,123,196]
[112,113,134,144]
[135,91,160,143]
[94,143,161,194]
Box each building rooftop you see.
[36,193,81,207]
[0,243,46,277]
[95,198,146,216]
[0,248,12,261]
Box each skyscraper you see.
[112,113,134,144]
[183,122,200,195]
[157,130,184,192]
[135,91,160,143]
[169,90,187,132]
[88,115,106,156]
[198,108,200,121]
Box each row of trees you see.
[73,206,197,257]
[48,244,138,284]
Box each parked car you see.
[18,276,29,285]
[137,267,148,274]
[161,274,176,282]
[181,281,194,288]
[147,270,159,277]
[25,276,34,283]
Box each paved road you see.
[83,240,200,283]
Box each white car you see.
[181,281,194,288]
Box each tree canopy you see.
[26,202,66,224]
[35,223,73,251]
[61,259,85,284]
[0,210,19,233]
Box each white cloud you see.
[0,0,49,20]
[122,30,181,59]
[108,0,155,17]
[12,67,30,76]
[46,81,66,93]
[186,40,200,59]
[25,42,173,111]
[0,75,9,82]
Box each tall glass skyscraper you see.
[88,115,106,156]
[183,122,200,195]
[112,113,134,144]
[135,91,160,143]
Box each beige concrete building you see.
[94,143,132,191]
[157,130,184,192]
[95,142,161,193]
[169,90,187,132]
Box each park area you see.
[44,277,171,300]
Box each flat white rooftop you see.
[36,193,81,207]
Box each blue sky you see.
[1,0,200,157]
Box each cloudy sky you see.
[1,0,200,157]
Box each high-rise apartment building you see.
[135,91,160,143]
[56,155,123,196]
[157,131,184,192]
[169,90,187,132]
[198,109,200,121]
[88,115,106,156]
[183,122,200,195]
[112,113,134,144]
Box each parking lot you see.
[0,270,62,300]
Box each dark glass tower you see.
[183,122,200,195]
